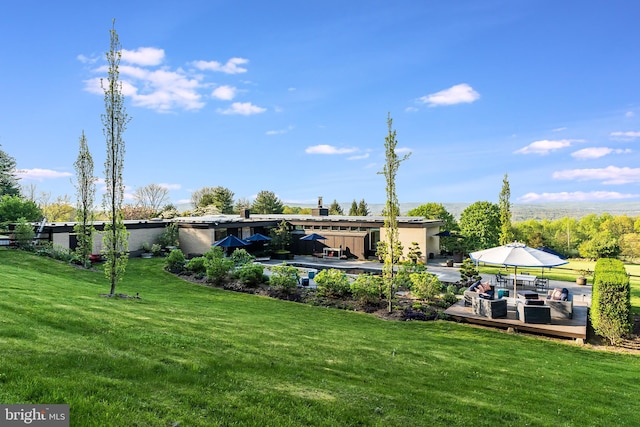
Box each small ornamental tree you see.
[459,258,481,286]
[74,130,96,268]
[410,272,443,301]
[101,20,131,296]
[378,113,410,312]
[14,218,35,250]
[269,220,291,251]
[314,268,351,298]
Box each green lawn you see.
[2,249,640,426]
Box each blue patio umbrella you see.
[299,233,327,241]
[212,235,249,248]
[245,233,272,242]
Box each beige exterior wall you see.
[128,228,166,253]
[52,232,71,249]
[178,227,213,256]
[381,224,440,262]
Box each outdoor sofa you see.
[545,287,573,319]
[464,281,508,319]
[516,299,551,324]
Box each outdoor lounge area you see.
[446,283,588,341]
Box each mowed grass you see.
[1,250,640,426]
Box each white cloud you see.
[626,111,635,118]
[395,147,412,154]
[217,102,266,115]
[192,57,249,74]
[16,169,72,181]
[552,127,567,132]
[553,166,640,184]
[211,85,237,101]
[419,83,480,107]
[514,139,580,155]
[610,131,640,140]
[265,125,293,135]
[122,47,165,66]
[519,191,640,203]
[571,147,631,160]
[76,54,98,65]
[405,106,419,112]
[158,183,181,190]
[348,153,370,160]
[305,145,358,155]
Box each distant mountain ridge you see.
[176,201,640,221]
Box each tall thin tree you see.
[378,114,410,312]
[101,20,130,295]
[74,131,96,267]
[499,173,514,245]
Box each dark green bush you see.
[230,249,255,267]
[234,264,265,287]
[409,272,443,301]
[206,257,234,284]
[185,257,207,274]
[164,249,186,274]
[315,268,351,298]
[350,274,383,304]
[269,263,299,292]
[591,258,632,345]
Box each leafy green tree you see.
[348,200,358,216]
[328,199,344,215]
[269,220,291,251]
[619,233,640,260]
[459,201,500,251]
[378,113,410,312]
[579,231,620,259]
[101,20,130,296]
[499,173,514,245]
[600,215,634,239]
[252,190,284,214]
[73,131,96,267]
[407,202,458,252]
[358,199,369,216]
[191,186,234,214]
[0,144,20,197]
[0,195,42,226]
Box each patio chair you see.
[495,272,508,288]
[472,297,507,319]
[516,300,551,324]
[535,277,549,292]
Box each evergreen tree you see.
[378,113,410,312]
[101,20,130,296]
[74,131,96,267]
[357,198,370,216]
[251,190,284,214]
[0,144,20,197]
[348,199,358,216]
[329,199,344,215]
[499,173,514,245]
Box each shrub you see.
[164,249,186,273]
[235,264,265,287]
[269,263,299,292]
[409,272,443,301]
[315,268,351,298]
[459,258,481,285]
[14,218,35,251]
[350,274,383,304]
[396,262,426,290]
[151,244,162,257]
[591,258,632,344]
[158,223,179,247]
[440,292,459,307]
[446,284,459,295]
[185,257,207,274]
[230,249,255,267]
[206,257,234,284]
[204,247,224,261]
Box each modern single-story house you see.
[27,208,444,262]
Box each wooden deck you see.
[444,299,588,341]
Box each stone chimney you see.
[241,209,250,219]
[312,196,328,216]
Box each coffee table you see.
[517,290,539,300]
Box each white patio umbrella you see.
[469,242,568,297]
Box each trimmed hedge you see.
[591,258,632,344]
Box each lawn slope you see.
[1,249,639,426]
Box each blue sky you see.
[1,0,640,208]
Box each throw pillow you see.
[551,288,563,300]
[478,282,491,293]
